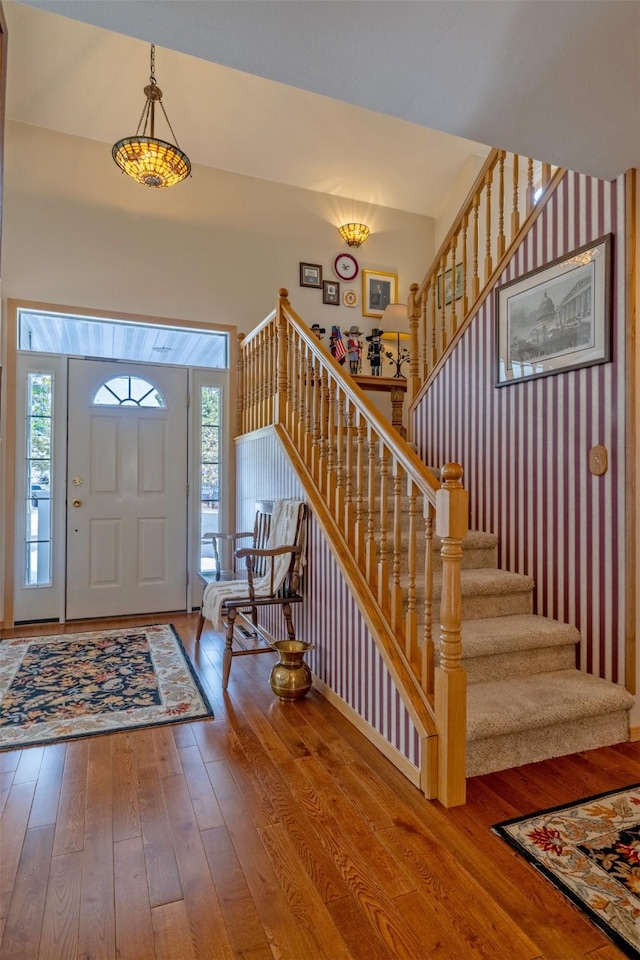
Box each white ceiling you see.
[3,1,491,217]
[10,0,640,199]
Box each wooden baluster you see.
[247,339,255,433]
[311,354,322,483]
[450,235,458,336]
[237,333,245,435]
[355,416,366,568]
[484,169,493,281]
[304,348,313,466]
[461,214,469,317]
[405,478,418,671]
[511,153,520,236]
[420,292,428,383]
[391,459,404,641]
[344,402,355,541]
[423,501,435,695]
[377,445,390,611]
[439,253,447,355]
[296,338,306,451]
[541,162,552,188]
[326,377,336,509]
[366,428,378,590]
[526,158,535,215]
[435,462,468,808]
[472,193,480,300]
[268,327,275,426]
[275,289,289,425]
[497,150,506,260]
[408,283,421,402]
[284,325,293,434]
[318,369,330,496]
[259,334,267,430]
[335,393,345,522]
[430,274,438,372]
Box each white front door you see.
[66,359,188,619]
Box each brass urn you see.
[269,640,313,701]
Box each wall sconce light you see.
[112,43,191,188]
[338,223,370,248]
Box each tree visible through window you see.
[200,385,221,574]
[25,373,52,586]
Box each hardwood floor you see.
[1,612,637,959]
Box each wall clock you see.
[333,253,359,282]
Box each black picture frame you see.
[495,234,613,386]
[300,262,323,288]
[323,280,340,305]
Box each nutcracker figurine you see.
[366,328,384,376]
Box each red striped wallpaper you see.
[236,431,421,770]
[414,172,628,684]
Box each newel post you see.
[434,462,468,807]
[408,283,421,402]
[275,288,290,425]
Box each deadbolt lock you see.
[72,477,83,486]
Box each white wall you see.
[0,120,433,625]
[2,121,432,337]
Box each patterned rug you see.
[493,784,640,959]
[0,624,213,751]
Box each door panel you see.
[66,359,188,619]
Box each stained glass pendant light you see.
[112,43,191,188]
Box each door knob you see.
[72,498,82,508]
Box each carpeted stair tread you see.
[433,530,498,552]
[433,567,534,598]
[461,615,579,658]
[467,670,635,742]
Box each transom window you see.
[92,376,167,407]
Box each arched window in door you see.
[92,375,167,408]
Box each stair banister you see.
[408,149,565,403]
[238,288,469,805]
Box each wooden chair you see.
[196,499,306,689]
[202,500,274,581]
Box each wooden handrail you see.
[408,150,563,402]
[237,288,468,806]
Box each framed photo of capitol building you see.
[495,234,612,386]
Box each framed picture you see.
[300,262,322,288]
[362,269,398,318]
[323,280,340,305]
[495,234,612,387]
[437,261,464,308]
[343,289,358,307]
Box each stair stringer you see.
[269,424,441,799]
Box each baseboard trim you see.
[311,675,421,787]
[630,726,640,742]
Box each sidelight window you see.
[25,373,53,586]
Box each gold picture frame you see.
[362,269,398,319]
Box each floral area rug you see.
[0,624,213,751]
[493,784,640,959]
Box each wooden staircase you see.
[235,146,634,806]
[370,460,633,777]
[426,525,632,777]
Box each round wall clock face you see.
[334,253,359,281]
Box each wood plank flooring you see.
[1,612,638,959]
